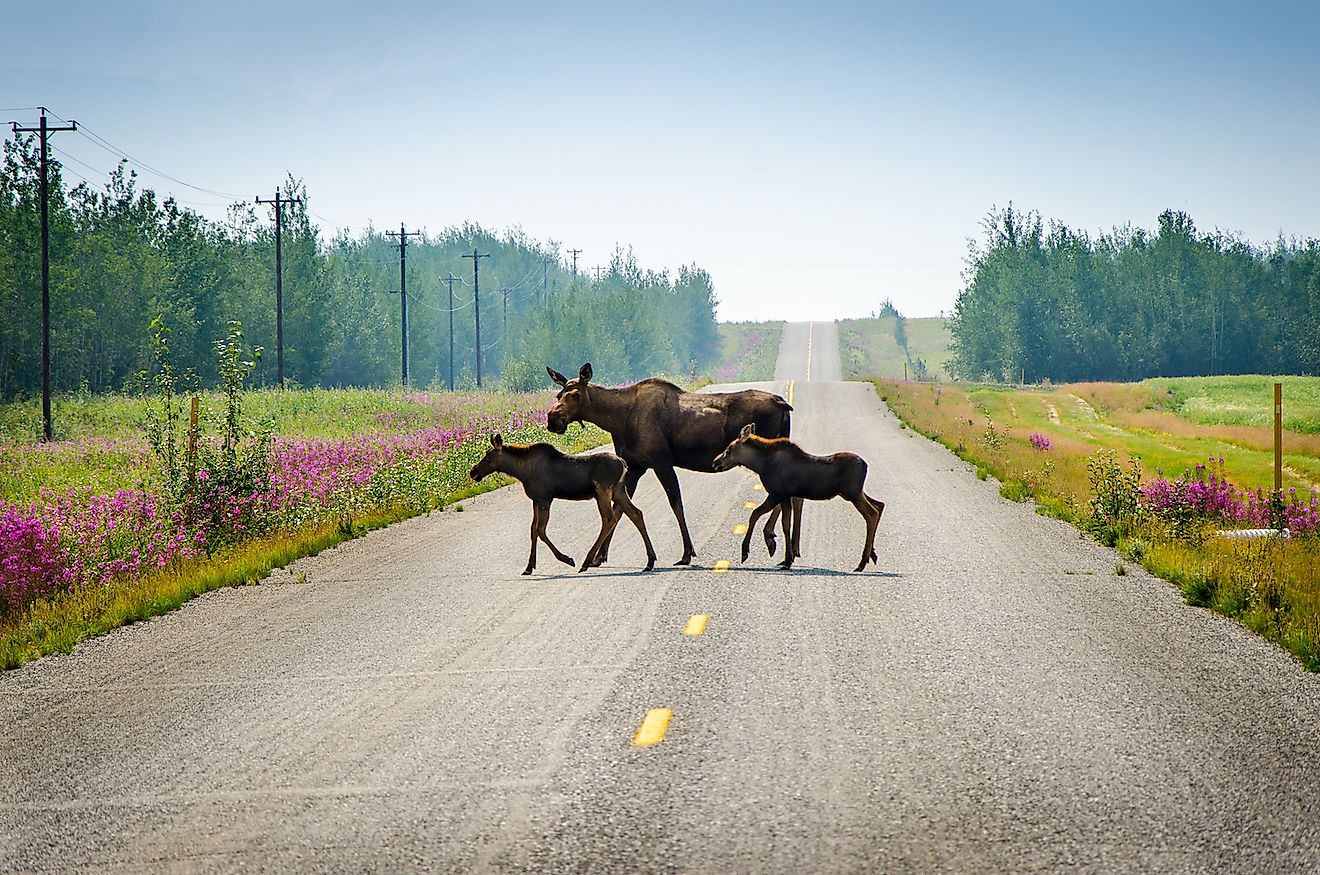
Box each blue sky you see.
[4,1,1318,321]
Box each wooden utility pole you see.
[255,188,303,388]
[1274,382,1283,497]
[12,108,77,440]
[568,248,582,277]
[441,273,460,390]
[385,224,421,386]
[499,286,512,343]
[462,249,489,387]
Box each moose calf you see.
[712,424,884,572]
[469,434,657,575]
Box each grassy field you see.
[875,375,1320,670]
[710,321,784,383]
[1,387,608,668]
[837,316,952,381]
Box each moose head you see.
[545,362,593,434]
[469,433,506,482]
[712,423,757,472]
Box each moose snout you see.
[712,452,731,471]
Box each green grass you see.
[0,387,610,670]
[875,376,1320,671]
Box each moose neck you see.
[493,446,533,479]
[578,382,634,435]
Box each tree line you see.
[949,205,1320,383]
[0,133,720,399]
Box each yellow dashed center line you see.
[712,559,731,573]
[753,482,764,491]
[732,523,748,535]
[787,379,795,406]
[683,614,709,636]
[633,708,673,748]
[806,322,814,381]
[743,501,758,509]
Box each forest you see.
[949,205,1320,383]
[0,133,720,398]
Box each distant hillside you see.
[838,316,952,381]
[709,321,784,383]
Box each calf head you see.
[545,362,592,434]
[469,433,505,482]
[712,423,757,471]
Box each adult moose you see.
[546,362,795,565]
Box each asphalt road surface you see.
[3,322,1319,872]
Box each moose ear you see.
[740,423,756,439]
[491,433,503,447]
[579,362,593,383]
[546,367,568,386]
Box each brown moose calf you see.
[469,434,657,575]
[712,424,884,572]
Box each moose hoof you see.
[673,556,693,566]
[522,568,534,576]
[558,555,575,567]
[765,535,778,557]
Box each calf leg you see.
[580,488,621,572]
[535,500,575,568]
[865,494,885,563]
[851,493,882,572]
[777,499,795,569]
[741,494,783,563]
[654,465,696,565]
[524,504,540,575]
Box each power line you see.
[52,113,244,201]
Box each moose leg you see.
[653,465,696,565]
[777,499,795,569]
[535,500,576,568]
[851,494,883,572]
[612,484,657,570]
[741,494,783,563]
[580,488,621,573]
[524,504,541,575]
[791,497,804,558]
[865,494,885,563]
[763,503,782,556]
[595,465,646,564]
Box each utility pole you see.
[12,108,77,441]
[385,224,421,386]
[255,188,303,389]
[569,248,582,277]
[462,249,489,387]
[442,273,460,390]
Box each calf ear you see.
[579,362,593,383]
[547,367,568,386]
[491,433,503,447]
[741,423,755,438]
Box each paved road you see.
[3,324,1319,872]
